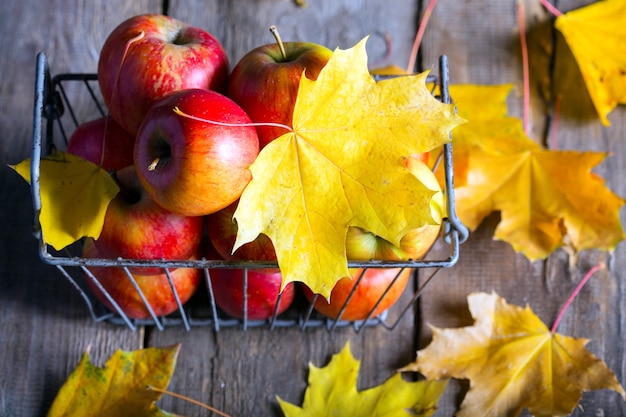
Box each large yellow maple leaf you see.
[443,84,625,260]
[233,38,463,298]
[47,345,181,417]
[278,342,448,417]
[11,151,120,251]
[554,0,626,126]
[402,292,626,417]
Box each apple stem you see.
[269,25,287,61]
[551,262,606,334]
[147,158,160,171]
[172,106,293,133]
[147,386,232,417]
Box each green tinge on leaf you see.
[47,345,181,417]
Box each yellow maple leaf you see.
[554,0,626,126]
[11,151,120,251]
[442,84,625,260]
[278,342,448,417]
[402,292,626,417]
[47,345,181,417]
[233,38,464,298]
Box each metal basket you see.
[30,51,468,332]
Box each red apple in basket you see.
[98,13,229,135]
[206,200,277,263]
[303,267,413,322]
[82,238,202,319]
[66,115,135,171]
[209,267,295,321]
[345,156,444,261]
[134,88,260,216]
[227,26,332,148]
[93,165,204,274]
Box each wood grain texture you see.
[167,0,418,69]
[420,1,626,415]
[0,2,160,416]
[547,1,626,414]
[1,1,625,416]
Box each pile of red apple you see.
[69,14,443,323]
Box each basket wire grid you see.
[30,51,468,332]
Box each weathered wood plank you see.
[168,0,419,69]
[421,1,626,415]
[0,1,161,416]
[548,1,626,413]
[149,321,416,416]
[2,1,624,416]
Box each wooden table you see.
[1,1,624,415]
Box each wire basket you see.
[30,51,468,332]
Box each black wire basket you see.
[30,51,468,332]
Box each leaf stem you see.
[406,0,438,74]
[551,263,606,334]
[539,0,563,17]
[147,386,232,417]
[172,106,293,132]
[105,30,145,167]
[517,1,531,135]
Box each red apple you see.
[134,88,259,217]
[98,13,229,135]
[66,115,135,171]
[209,267,295,320]
[227,28,332,148]
[303,267,412,321]
[205,200,277,262]
[82,238,202,319]
[345,157,444,261]
[94,165,204,274]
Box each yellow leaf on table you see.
[277,342,448,417]
[402,292,626,417]
[47,345,181,417]
[10,151,119,251]
[233,38,464,298]
[554,0,626,126]
[441,84,625,260]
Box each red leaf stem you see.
[539,0,563,17]
[517,1,531,135]
[406,0,438,74]
[551,263,606,334]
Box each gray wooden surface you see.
[0,1,624,416]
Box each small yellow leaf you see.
[11,151,119,250]
[47,345,181,417]
[403,292,626,417]
[233,38,464,298]
[554,0,626,126]
[278,342,448,417]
